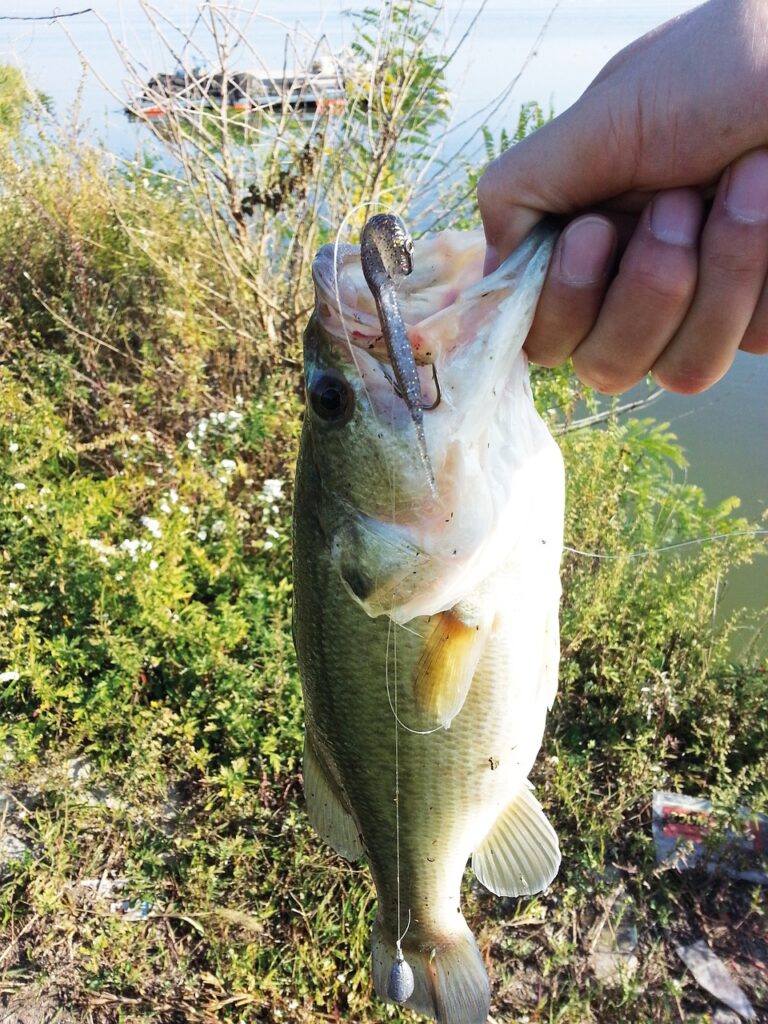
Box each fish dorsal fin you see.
[303,737,364,861]
[411,603,491,729]
[472,784,560,897]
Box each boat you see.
[129,54,353,120]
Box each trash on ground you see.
[653,791,768,884]
[110,898,154,921]
[712,1011,746,1024]
[77,877,129,898]
[588,883,639,985]
[674,938,756,1021]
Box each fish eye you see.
[404,237,414,254]
[309,371,354,425]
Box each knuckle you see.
[476,165,497,210]
[627,264,693,305]
[705,245,766,282]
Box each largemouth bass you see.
[292,217,564,1023]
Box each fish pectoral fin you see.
[412,605,490,729]
[472,783,561,897]
[303,736,364,861]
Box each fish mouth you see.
[305,222,560,620]
[311,229,486,366]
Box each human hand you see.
[477,0,768,394]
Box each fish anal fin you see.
[472,783,560,897]
[412,606,489,729]
[303,736,363,861]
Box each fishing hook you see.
[384,362,442,412]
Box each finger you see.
[570,190,703,394]
[652,148,768,393]
[477,100,640,267]
[524,216,616,367]
[740,282,768,353]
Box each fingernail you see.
[483,245,499,276]
[724,149,768,224]
[649,191,699,246]
[558,216,614,285]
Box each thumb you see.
[477,83,643,268]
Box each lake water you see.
[2,0,765,644]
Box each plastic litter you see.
[674,938,756,1021]
[652,791,768,884]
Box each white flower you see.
[141,516,162,539]
[13,482,26,491]
[211,520,226,537]
[149,560,159,571]
[8,442,18,453]
[159,500,171,515]
[120,538,140,560]
[197,528,208,541]
[219,459,236,472]
[168,489,179,505]
[0,670,20,683]
[263,540,274,551]
[261,478,284,502]
[87,538,116,557]
[265,526,280,539]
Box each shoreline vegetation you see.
[0,4,766,1021]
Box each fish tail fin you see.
[372,915,491,1024]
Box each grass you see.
[1,6,767,1021]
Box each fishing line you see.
[333,206,440,996]
[386,595,417,1004]
[385,613,443,738]
[563,528,768,561]
[392,607,403,954]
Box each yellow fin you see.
[412,607,489,729]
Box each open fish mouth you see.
[312,227,486,367]
[302,219,559,622]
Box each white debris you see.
[78,877,129,898]
[0,833,31,865]
[588,885,639,985]
[674,939,756,1021]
